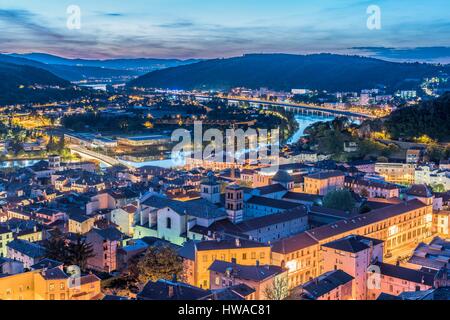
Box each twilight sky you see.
[1,0,449,61]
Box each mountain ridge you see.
[128,53,450,92]
[0,61,85,105]
[7,53,201,71]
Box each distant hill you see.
[383,92,450,142]
[7,53,201,73]
[0,61,84,105]
[0,54,139,82]
[128,53,450,92]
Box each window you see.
[242,253,247,260]
[166,217,172,229]
[49,284,55,291]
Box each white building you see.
[415,166,450,191]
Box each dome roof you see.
[201,171,218,186]
[407,184,432,198]
[226,183,242,190]
[271,170,294,183]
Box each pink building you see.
[367,262,435,299]
[208,260,287,300]
[344,177,400,199]
[321,235,384,300]
[34,208,67,225]
[86,227,124,273]
[289,269,354,300]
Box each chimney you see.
[235,238,241,247]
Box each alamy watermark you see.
[171,121,280,173]
[66,264,81,289]
[367,5,381,30]
[367,264,381,290]
[67,5,81,30]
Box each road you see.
[175,93,375,120]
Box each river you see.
[120,113,336,168]
[0,159,41,169]
[0,114,336,170]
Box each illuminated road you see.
[69,145,133,168]
[176,93,375,120]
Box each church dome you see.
[272,170,294,183]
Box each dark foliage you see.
[129,53,449,92]
[0,61,84,105]
[384,92,450,141]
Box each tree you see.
[57,136,65,152]
[431,183,446,193]
[322,190,356,212]
[9,140,24,156]
[360,188,370,198]
[264,276,289,300]
[68,236,95,271]
[44,231,70,264]
[427,143,446,162]
[46,135,58,153]
[44,232,94,271]
[134,246,185,284]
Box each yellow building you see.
[375,163,415,185]
[271,232,320,289]
[433,210,449,237]
[303,170,345,195]
[7,209,31,221]
[0,267,101,300]
[68,214,96,234]
[0,227,13,257]
[270,198,433,289]
[16,226,43,243]
[180,238,271,289]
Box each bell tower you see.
[225,183,244,224]
[200,171,221,204]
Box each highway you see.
[174,93,375,120]
[69,145,133,168]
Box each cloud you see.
[0,3,449,60]
[0,9,65,41]
[351,46,450,63]
[158,20,196,29]
[103,12,124,17]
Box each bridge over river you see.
[69,146,133,168]
[189,95,373,122]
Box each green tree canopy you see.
[44,232,95,271]
[322,189,356,212]
[134,246,185,284]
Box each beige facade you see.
[375,163,415,185]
